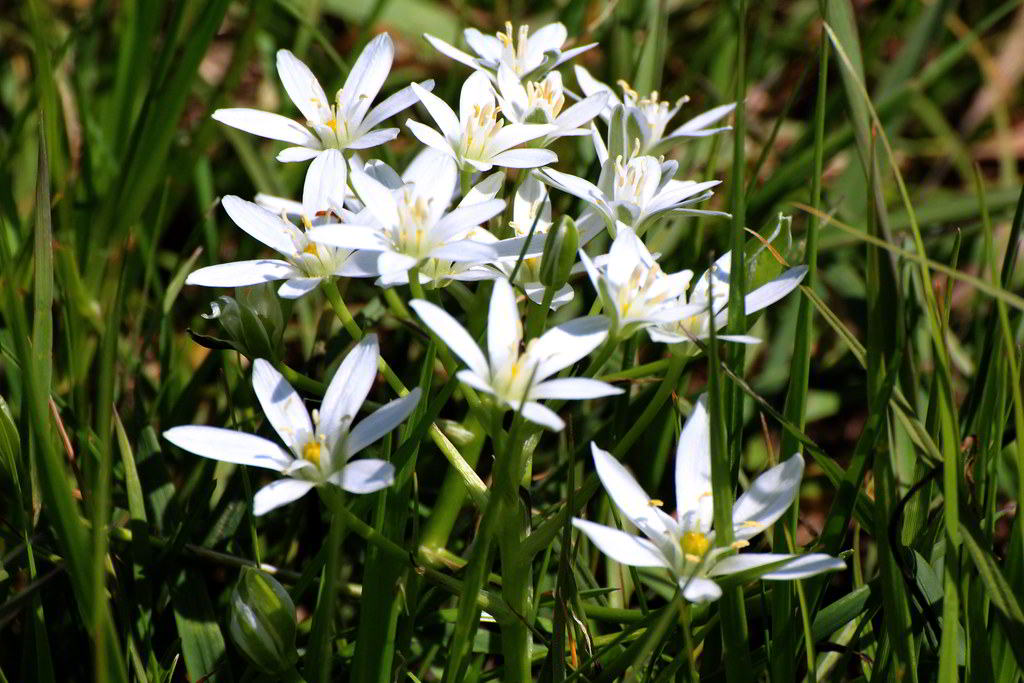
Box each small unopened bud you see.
[228,567,297,674]
[539,215,579,289]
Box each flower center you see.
[462,103,503,160]
[526,75,564,120]
[613,155,654,207]
[392,190,435,258]
[302,440,323,466]
[681,531,710,561]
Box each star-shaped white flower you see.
[185,151,377,299]
[578,227,703,338]
[425,21,596,81]
[308,155,511,277]
[495,65,608,146]
[575,66,736,156]
[212,35,431,168]
[407,71,558,172]
[410,279,621,431]
[541,155,724,236]
[647,252,808,345]
[572,395,845,602]
[163,336,421,515]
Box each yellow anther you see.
[326,118,338,132]
[302,441,323,466]
[648,499,664,507]
[741,520,766,528]
[303,242,319,256]
[730,540,750,550]
[681,531,710,559]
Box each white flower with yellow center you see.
[185,150,377,299]
[212,35,432,173]
[410,279,621,431]
[163,336,421,516]
[495,66,608,145]
[575,65,736,156]
[425,21,596,81]
[407,71,558,172]
[572,396,845,602]
[647,251,808,346]
[308,155,506,276]
[578,227,703,338]
[541,155,724,236]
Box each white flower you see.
[212,35,430,167]
[572,395,845,602]
[185,151,377,299]
[407,71,558,172]
[425,21,596,81]
[575,66,736,156]
[410,279,621,430]
[163,336,421,515]
[579,227,703,338]
[647,252,808,345]
[541,155,724,236]
[495,65,608,145]
[308,155,511,277]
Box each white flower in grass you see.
[647,251,808,346]
[407,71,558,172]
[212,35,431,167]
[495,66,608,145]
[575,66,736,156]
[425,21,596,81]
[410,279,621,431]
[163,336,421,516]
[541,155,724,236]
[308,155,511,277]
[185,151,377,299]
[572,395,844,603]
[578,227,704,339]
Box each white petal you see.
[211,108,318,147]
[429,240,499,263]
[590,442,672,540]
[732,454,805,541]
[489,148,557,169]
[346,127,400,150]
[275,50,331,125]
[572,519,668,567]
[709,553,845,580]
[433,199,506,242]
[375,250,419,275]
[252,358,313,455]
[320,334,379,450]
[459,170,505,205]
[532,316,610,379]
[672,102,737,135]
[574,65,619,105]
[349,164,400,228]
[679,576,722,603]
[360,80,434,132]
[252,478,315,516]
[346,389,421,456]
[459,71,495,125]
[339,33,394,123]
[222,195,300,256]
[555,92,609,131]
[455,369,496,396]
[409,299,489,377]
[540,167,602,203]
[303,150,347,217]
[488,124,558,154]
[530,377,623,400]
[308,224,387,251]
[277,146,322,162]
[518,401,565,431]
[675,395,713,532]
[278,277,322,299]
[745,266,807,315]
[406,119,456,158]
[411,81,461,141]
[423,33,482,70]
[331,459,396,494]
[186,260,296,288]
[463,28,503,63]
[606,227,647,286]
[163,426,291,471]
[487,278,522,373]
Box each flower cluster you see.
[165,22,841,603]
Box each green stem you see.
[307,488,346,682]
[524,287,554,341]
[613,353,687,458]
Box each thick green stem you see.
[307,488,346,682]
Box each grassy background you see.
[1,0,1024,680]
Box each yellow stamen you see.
[731,540,750,550]
[648,499,664,507]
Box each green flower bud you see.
[228,567,297,674]
[539,215,579,289]
[198,283,286,361]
